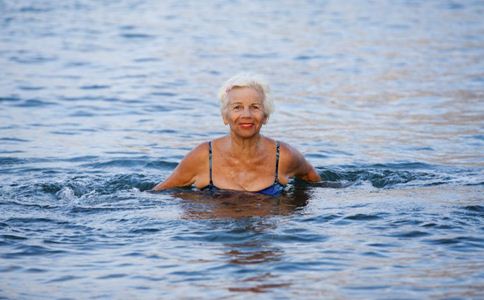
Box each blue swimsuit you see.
[203,141,284,196]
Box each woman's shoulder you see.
[186,141,210,158]
[276,140,303,159]
[177,142,211,169]
[185,137,228,161]
[211,136,229,144]
[276,140,320,182]
[256,137,300,159]
[275,140,309,171]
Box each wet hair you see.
[218,73,274,118]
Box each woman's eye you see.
[251,105,261,110]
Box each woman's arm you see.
[151,143,208,191]
[280,142,321,182]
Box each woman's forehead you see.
[227,87,263,102]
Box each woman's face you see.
[223,87,267,139]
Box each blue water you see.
[1,0,483,298]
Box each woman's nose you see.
[241,107,251,117]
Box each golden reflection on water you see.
[266,84,483,167]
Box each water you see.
[1,0,483,298]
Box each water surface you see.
[1,0,483,299]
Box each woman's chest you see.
[212,157,277,191]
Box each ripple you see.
[131,275,166,282]
[274,260,345,272]
[50,130,79,136]
[133,57,160,63]
[62,155,100,163]
[344,285,391,291]
[148,129,178,134]
[150,92,177,97]
[82,158,150,169]
[18,6,53,13]
[294,54,326,61]
[24,267,48,273]
[80,84,110,90]
[271,232,327,243]
[10,54,57,64]
[120,33,155,39]
[367,242,400,248]
[0,157,27,166]
[226,249,282,264]
[3,245,67,259]
[13,99,57,107]
[172,230,258,243]
[0,96,20,102]
[462,205,484,213]
[361,251,387,258]
[345,213,383,221]
[0,265,22,273]
[69,110,95,117]
[390,230,431,238]
[96,273,127,280]
[240,52,278,59]
[300,214,341,223]
[425,236,484,250]
[6,217,69,225]
[18,85,44,91]
[46,275,82,283]
[317,163,480,188]
[129,227,162,234]
[1,234,28,241]
[0,137,29,143]
[36,173,158,201]
[228,283,291,293]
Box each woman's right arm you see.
[151,143,208,191]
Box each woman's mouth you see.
[239,123,254,129]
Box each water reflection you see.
[171,188,309,293]
[174,186,310,219]
[224,239,292,293]
[225,242,283,265]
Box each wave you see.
[40,173,155,198]
[80,157,176,170]
[35,165,484,204]
[317,163,484,188]
[0,158,482,207]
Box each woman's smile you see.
[239,122,254,129]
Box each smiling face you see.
[223,87,268,139]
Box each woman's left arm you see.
[280,143,321,182]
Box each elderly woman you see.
[152,73,320,195]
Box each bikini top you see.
[203,141,284,196]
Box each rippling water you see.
[1,0,483,299]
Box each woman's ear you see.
[222,111,228,125]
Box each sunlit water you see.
[1,0,483,299]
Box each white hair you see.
[218,73,274,118]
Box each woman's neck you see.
[227,132,263,158]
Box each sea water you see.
[1,0,483,299]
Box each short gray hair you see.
[218,73,274,118]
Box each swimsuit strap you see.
[208,141,213,185]
[274,141,280,183]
